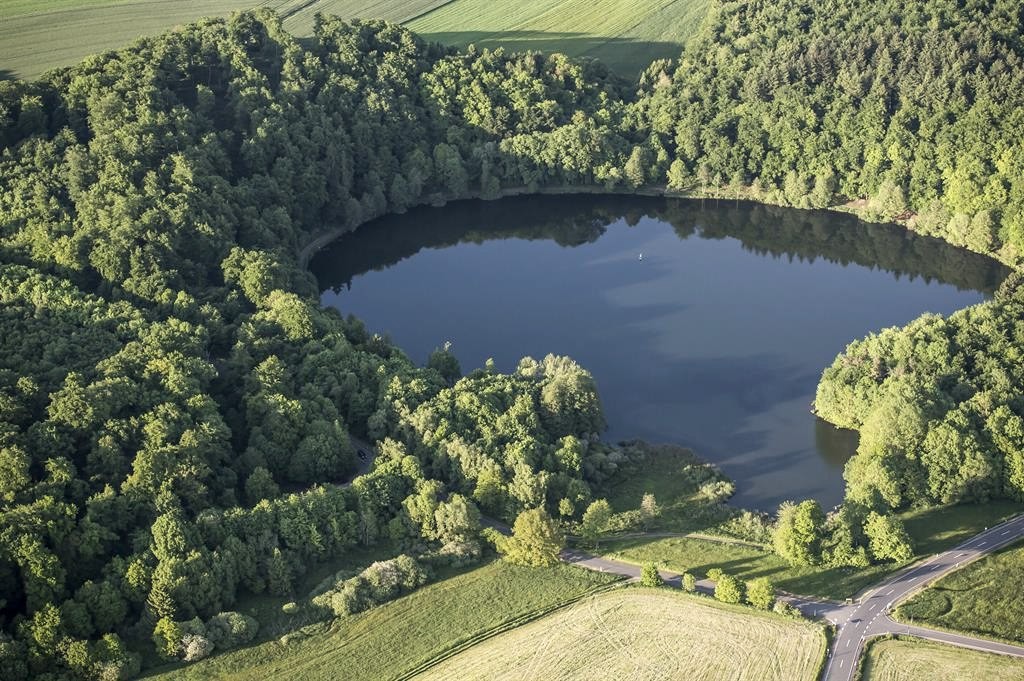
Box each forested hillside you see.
[1,0,1023,678]
[0,14,622,678]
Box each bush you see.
[706,568,724,582]
[282,602,300,615]
[181,634,213,662]
[714,574,743,604]
[327,555,429,616]
[434,539,482,567]
[745,577,775,610]
[205,611,259,650]
[773,600,803,618]
[718,511,773,544]
[639,562,663,587]
[682,572,697,592]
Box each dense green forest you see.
[1,0,1023,677]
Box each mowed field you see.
[416,589,826,681]
[0,0,707,81]
[862,638,1024,681]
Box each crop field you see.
[150,559,619,681]
[1,0,707,82]
[406,0,710,78]
[862,638,1024,681]
[0,1,277,81]
[896,540,1024,644]
[416,588,826,681]
[604,502,1024,601]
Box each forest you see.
[0,0,1023,678]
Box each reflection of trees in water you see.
[311,195,1009,295]
[814,418,860,472]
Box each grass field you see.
[0,0,707,81]
[603,501,1024,600]
[416,588,826,681]
[147,559,619,681]
[600,442,742,536]
[407,0,710,78]
[895,540,1024,644]
[861,637,1024,681]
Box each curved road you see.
[563,515,1024,680]
[819,513,1024,681]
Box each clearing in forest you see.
[415,588,826,681]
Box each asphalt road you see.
[820,513,1024,681]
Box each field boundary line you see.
[399,0,459,26]
[393,579,624,680]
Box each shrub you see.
[773,600,803,618]
[181,634,213,662]
[682,572,697,592]
[745,577,775,610]
[328,555,428,616]
[706,568,724,582]
[714,574,743,604]
[639,562,663,587]
[435,539,482,567]
[205,611,259,650]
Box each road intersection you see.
[562,514,1024,680]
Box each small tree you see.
[706,567,724,582]
[682,572,697,592]
[152,617,183,660]
[639,493,660,530]
[499,508,565,567]
[864,512,913,563]
[624,146,649,189]
[745,577,775,610]
[639,562,663,587]
[773,500,825,566]
[581,499,613,549]
[714,574,743,604]
[667,159,689,190]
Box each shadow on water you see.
[311,195,1009,509]
[311,195,1010,295]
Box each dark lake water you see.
[311,196,1008,510]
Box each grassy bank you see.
[895,540,1024,644]
[602,501,1024,601]
[147,559,619,681]
[861,637,1024,681]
